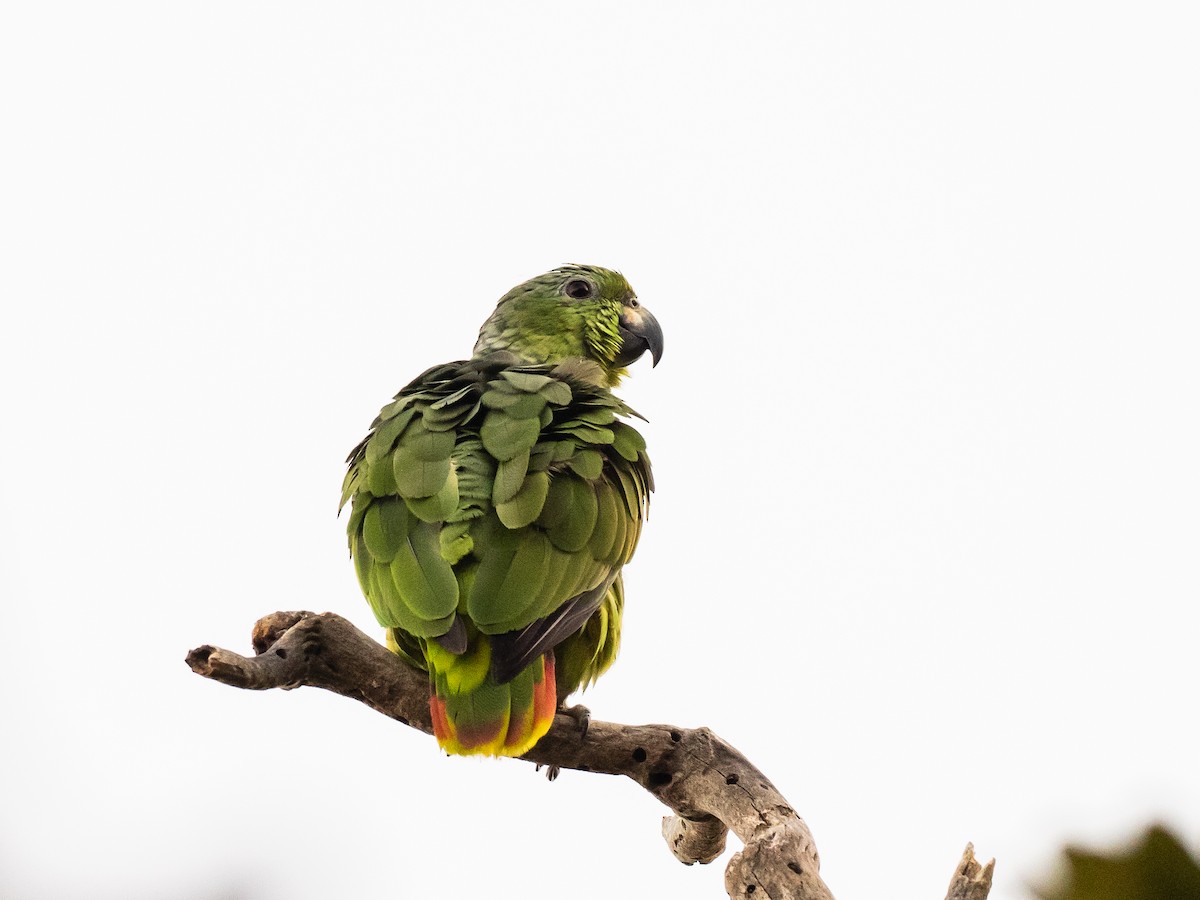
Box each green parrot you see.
[340,265,662,757]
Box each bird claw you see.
[535,705,592,782]
[560,703,591,741]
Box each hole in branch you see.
[275,648,287,659]
[632,747,647,763]
[726,773,739,785]
[787,862,803,875]
[670,731,681,742]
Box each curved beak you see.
[615,305,664,368]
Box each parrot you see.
[340,265,662,757]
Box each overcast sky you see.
[3,3,1198,899]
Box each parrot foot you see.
[535,706,591,782]
[560,703,591,741]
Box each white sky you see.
[2,2,1198,898]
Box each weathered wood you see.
[187,610,991,900]
[945,844,996,900]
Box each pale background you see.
[2,3,1198,899]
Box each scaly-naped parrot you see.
[340,265,662,757]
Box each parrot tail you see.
[427,646,558,757]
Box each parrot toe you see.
[560,703,592,741]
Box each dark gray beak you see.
[615,306,664,368]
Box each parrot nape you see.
[340,265,662,757]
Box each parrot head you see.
[473,264,663,386]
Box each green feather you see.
[615,466,643,520]
[466,514,521,604]
[439,520,474,565]
[590,481,620,560]
[546,478,598,552]
[505,665,536,715]
[562,553,605,600]
[374,395,414,423]
[469,529,551,630]
[576,408,617,426]
[480,410,540,461]
[611,421,647,461]
[493,450,530,505]
[566,448,604,480]
[481,387,523,410]
[558,423,615,444]
[390,519,459,621]
[405,420,455,461]
[393,446,451,498]
[352,533,372,594]
[429,384,476,410]
[528,441,557,471]
[362,497,410,563]
[365,407,415,464]
[500,370,554,392]
[535,547,573,617]
[536,475,572,531]
[622,515,643,561]
[368,559,410,629]
[422,403,476,432]
[496,470,550,529]
[346,493,370,546]
[405,468,460,522]
[339,467,361,512]
[605,497,630,564]
[365,454,399,496]
[451,438,495,521]
[539,379,572,406]
[540,381,571,405]
[503,392,549,419]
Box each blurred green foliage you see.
[1039,825,1200,900]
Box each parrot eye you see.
[563,279,594,300]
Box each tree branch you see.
[945,843,996,900]
[187,611,991,900]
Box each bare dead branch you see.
[187,611,990,900]
[945,843,996,900]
